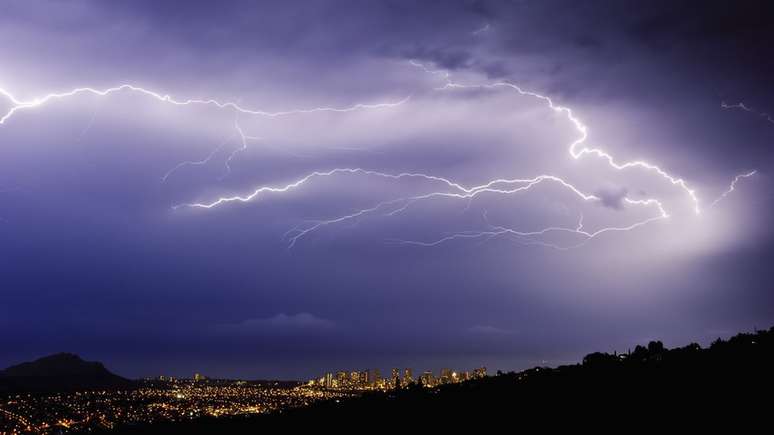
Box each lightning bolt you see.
[1,83,408,183]
[0,85,410,125]
[178,165,665,249]
[162,117,266,183]
[712,101,766,208]
[389,205,666,251]
[721,101,774,125]
[177,60,688,248]
[285,176,666,250]
[161,132,236,183]
[409,60,702,215]
[76,105,100,143]
[711,170,757,208]
[221,117,261,180]
[0,60,758,250]
[182,168,471,209]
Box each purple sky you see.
[1,0,773,380]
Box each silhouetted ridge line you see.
[0,353,133,392]
[109,325,774,432]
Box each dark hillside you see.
[110,326,774,432]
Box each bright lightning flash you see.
[0,62,758,250]
[710,170,758,208]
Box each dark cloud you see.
[595,187,628,211]
[0,0,772,380]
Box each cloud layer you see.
[1,0,772,379]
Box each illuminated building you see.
[420,371,434,387]
[307,364,485,391]
[324,373,333,389]
[440,368,452,384]
[336,371,347,387]
[368,369,381,386]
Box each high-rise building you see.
[369,368,381,385]
[420,371,434,387]
[336,371,348,387]
[391,368,400,381]
[403,368,413,384]
[473,367,487,379]
[440,368,452,384]
[324,372,334,388]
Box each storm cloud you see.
[1,0,772,379]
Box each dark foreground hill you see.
[0,353,133,392]
[110,326,774,432]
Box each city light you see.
[0,366,487,434]
[307,366,487,390]
[0,378,349,434]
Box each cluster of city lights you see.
[308,366,487,390]
[0,378,348,434]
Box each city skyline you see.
[308,366,487,390]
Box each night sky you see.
[2,0,773,380]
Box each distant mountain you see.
[0,353,134,392]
